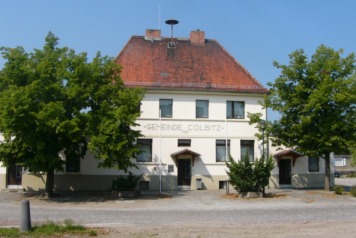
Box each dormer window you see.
[167,42,176,48]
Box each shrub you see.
[112,172,142,191]
[350,186,356,197]
[227,155,275,194]
[334,185,344,195]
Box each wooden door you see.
[177,159,191,186]
[279,159,291,185]
[7,165,22,186]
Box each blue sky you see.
[1,0,355,121]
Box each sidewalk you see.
[1,178,355,210]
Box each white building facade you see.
[131,90,266,190]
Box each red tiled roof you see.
[116,35,268,94]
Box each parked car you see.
[334,171,341,178]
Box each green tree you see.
[266,45,356,190]
[0,32,144,197]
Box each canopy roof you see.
[171,149,201,159]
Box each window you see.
[159,99,173,118]
[196,100,209,118]
[308,157,319,172]
[241,140,254,162]
[219,181,228,189]
[216,140,230,162]
[178,139,191,147]
[66,156,80,172]
[136,139,152,162]
[227,101,245,119]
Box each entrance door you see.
[177,159,191,186]
[279,159,291,185]
[7,165,22,187]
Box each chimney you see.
[190,30,205,45]
[145,29,161,40]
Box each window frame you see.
[226,101,245,119]
[196,100,209,118]
[178,139,191,147]
[240,140,255,162]
[136,139,153,162]
[216,139,230,162]
[159,99,173,118]
[66,156,80,173]
[308,157,319,172]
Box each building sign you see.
[137,120,227,137]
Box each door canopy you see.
[171,149,201,166]
[273,149,303,167]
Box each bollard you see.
[226,181,229,195]
[20,199,31,232]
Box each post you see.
[20,199,31,232]
[159,109,162,195]
[262,129,265,159]
[259,120,266,159]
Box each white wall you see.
[75,90,267,177]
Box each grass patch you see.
[0,219,98,237]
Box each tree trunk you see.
[324,152,331,191]
[45,168,55,198]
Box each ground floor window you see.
[66,156,80,172]
[308,157,319,172]
[216,139,230,162]
[241,140,254,161]
[178,139,191,147]
[136,139,152,162]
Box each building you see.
[0,28,327,191]
[115,28,268,190]
[270,148,327,188]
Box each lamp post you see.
[259,120,266,159]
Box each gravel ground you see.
[1,178,356,237]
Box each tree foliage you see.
[0,32,144,196]
[265,45,356,190]
[227,155,274,194]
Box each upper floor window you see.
[216,139,230,162]
[196,100,209,118]
[159,99,173,118]
[308,157,319,172]
[136,139,152,162]
[227,101,245,119]
[241,140,254,162]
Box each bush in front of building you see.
[350,186,356,197]
[227,155,256,193]
[333,185,344,195]
[227,155,274,195]
[112,172,142,191]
